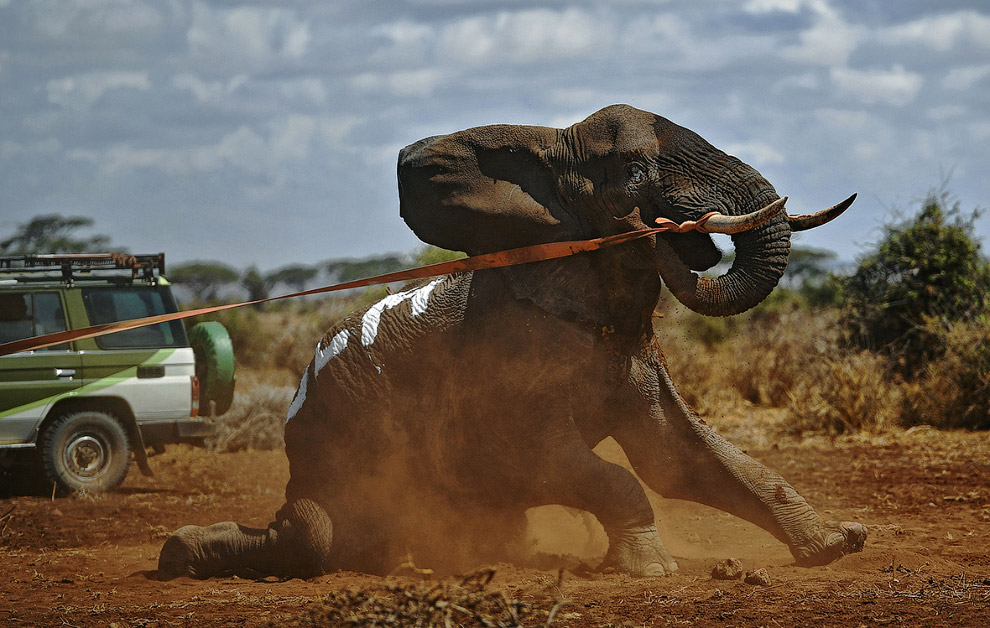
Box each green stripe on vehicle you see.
[0,348,177,420]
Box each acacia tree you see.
[268,264,318,292]
[169,262,240,303]
[1,214,113,254]
[242,266,274,302]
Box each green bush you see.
[842,194,990,376]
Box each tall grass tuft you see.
[206,383,294,452]
[786,350,902,435]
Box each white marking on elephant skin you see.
[360,278,443,348]
[314,329,350,378]
[285,364,310,424]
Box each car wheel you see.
[188,322,236,415]
[41,411,131,495]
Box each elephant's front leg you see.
[609,348,865,566]
[518,422,678,576]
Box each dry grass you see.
[661,303,904,434]
[207,377,294,452]
[785,350,902,435]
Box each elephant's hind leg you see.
[523,424,678,577]
[157,498,334,579]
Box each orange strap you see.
[0,220,697,356]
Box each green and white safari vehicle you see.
[0,253,235,494]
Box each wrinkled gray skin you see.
[158,105,865,579]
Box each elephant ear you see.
[398,124,607,322]
[398,124,577,254]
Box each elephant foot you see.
[600,524,678,577]
[157,498,335,580]
[271,498,335,577]
[791,520,867,567]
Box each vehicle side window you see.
[0,293,33,344]
[0,292,69,350]
[82,287,186,349]
[34,292,68,336]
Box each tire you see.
[40,411,131,495]
[188,322,236,416]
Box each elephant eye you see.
[626,164,646,184]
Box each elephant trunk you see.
[656,188,791,318]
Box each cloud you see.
[370,20,435,65]
[781,2,865,67]
[28,0,165,43]
[46,71,151,109]
[437,7,613,65]
[277,78,329,107]
[927,105,967,122]
[351,69,446,97]
[70,113,357,177]
[743,0,806,14]
[942,65,990,90]
[771,72,821,94]
[813,108,873,132]
[172,73,249,103]
[724,141,785,166]
[621,14,776,72]
[881,10,990,52]
[186,2,311,68]
[71,125,268,176]
[829,65,923,106]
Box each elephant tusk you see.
[698,196,787,234]
[788,193,857,232]
[655,196,788,235]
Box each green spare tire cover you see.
[188,321,236,415]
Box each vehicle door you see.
[0,291,81,444]
[79,286,193,421]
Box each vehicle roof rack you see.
[0,253,165,285]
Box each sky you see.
[1,0,989,273]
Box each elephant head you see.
[398,104,853,319]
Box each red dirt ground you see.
[2,415,989,627]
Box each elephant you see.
[158,104,865,579]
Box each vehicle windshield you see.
[82,286,188,349]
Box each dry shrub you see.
[723,309,835,408]
[901,317,990,430]
[786,350,902,435]
[660,305,840,412]
[661,303,904,434]
[297,570,568,628]
[206,383,294,452]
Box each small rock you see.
[744,568,771,586]
[711,558,743,580]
